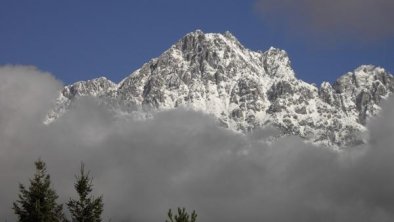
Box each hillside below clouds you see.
[46,30,394,148]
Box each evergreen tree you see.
[13,159,67,222]
[67,163,103,222]
[166,207,197,222]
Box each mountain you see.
[45,30,394,148]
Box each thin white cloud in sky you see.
[256,0,394,41]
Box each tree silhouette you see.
[67,163,103,222]
[166,207,197,222]
[13,159,67,222]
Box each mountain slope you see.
[45,30,394,147]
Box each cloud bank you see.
[1,66,394,221]
[255,0,394,41]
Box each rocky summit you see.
[45,30,394,148]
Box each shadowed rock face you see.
[45,30,394,148]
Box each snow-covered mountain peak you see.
[62,77,116,98]
[223,30,238,42]
[320,81,332,89]
[176,29,241,48]
[333,65,393,94]
[173,30,245,58]
[262,47,294,79]
[45,31,394,148]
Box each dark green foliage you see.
[67,163,103,222]
[166,207,197,222]
[13,159,67,222]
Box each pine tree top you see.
[67,163,103,222]
[166,207,197,222]
[13,159,67,222]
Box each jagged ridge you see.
[45,30,394,148]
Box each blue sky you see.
[1,0,393,85]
